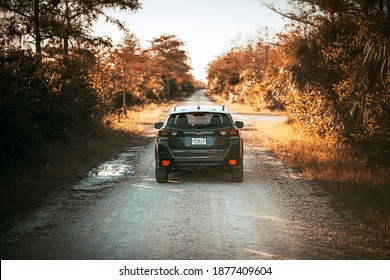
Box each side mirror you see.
[235,121,244,128]
[154,122,164,129]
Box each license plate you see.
[191,137,207,146]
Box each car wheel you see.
[156,165,168,183]
[231,165,243,182]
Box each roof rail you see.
[222,104,225,111]
[173,104,176,112]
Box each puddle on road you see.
[72,147,137,191]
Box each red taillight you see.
[158,130,178,140]
[218,129,239,139]
[162,160,170,166]
[229,159,237,166]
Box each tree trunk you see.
[163,73,170,99]
[33,0,42,66]
[64,0,70,56]
[123,61,127,117]
[166,76,171,99]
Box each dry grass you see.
[254,122,388,185]
[253,121,390,237]
[109,102,173,134]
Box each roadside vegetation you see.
[207,0,390,237]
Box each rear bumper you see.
[155,139,243,170]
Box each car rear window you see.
[166,113,233,129]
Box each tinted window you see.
[166,113,232,129]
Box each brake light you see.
[218,129,239,140]
[162,160,170,166]
[229,159,237,165]
[158,130,178,140]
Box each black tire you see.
[156,165,168,183]
[231,166,243,182]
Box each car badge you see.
[196,132,202,136]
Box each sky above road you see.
[93,0,290,82]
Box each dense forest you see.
[0,0,195,166]
[207,0,389,164]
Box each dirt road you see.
[1,90,389,259]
